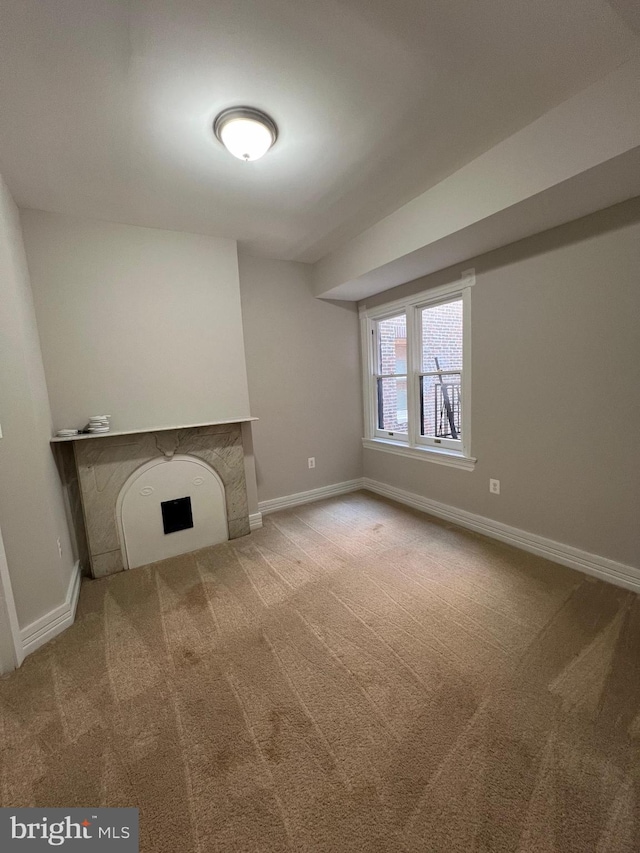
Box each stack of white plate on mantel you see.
[86,415,111,434]
[56,429,80,438]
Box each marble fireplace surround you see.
[67,423,251,578]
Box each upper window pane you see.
[421,299,463,373]
[378,314,407,375]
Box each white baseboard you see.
[249,512,263,531]
[362,478,640,593]
[258,479,365,516]
[20,561,82,657]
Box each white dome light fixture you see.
[213,107,278,162]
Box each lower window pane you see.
[421,374,462,440]
[377,377,408,433]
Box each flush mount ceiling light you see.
[213,107,278,162]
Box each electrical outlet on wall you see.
[308,457,316,469]
[489,479,500,495]
[57,537,63,558]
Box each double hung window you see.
[361,277,474,469]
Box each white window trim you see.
[360,273,476,472]
[370,308,409,443]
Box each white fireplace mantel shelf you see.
[50,417,258,443]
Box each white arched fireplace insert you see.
[116,454,228,570]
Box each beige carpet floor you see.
[1,491,639,852]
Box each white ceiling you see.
[0,0,638,262]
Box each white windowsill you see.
[362,437,477,471]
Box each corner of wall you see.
[0,177,79,657]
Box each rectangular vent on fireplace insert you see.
[161,496,194,535]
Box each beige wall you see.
[361,198,640,568]
[21,211,251,433]
[239,255,362,502]
[0,178,76,629]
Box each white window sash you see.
[370,311,409,442]
[415,372,464,451]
